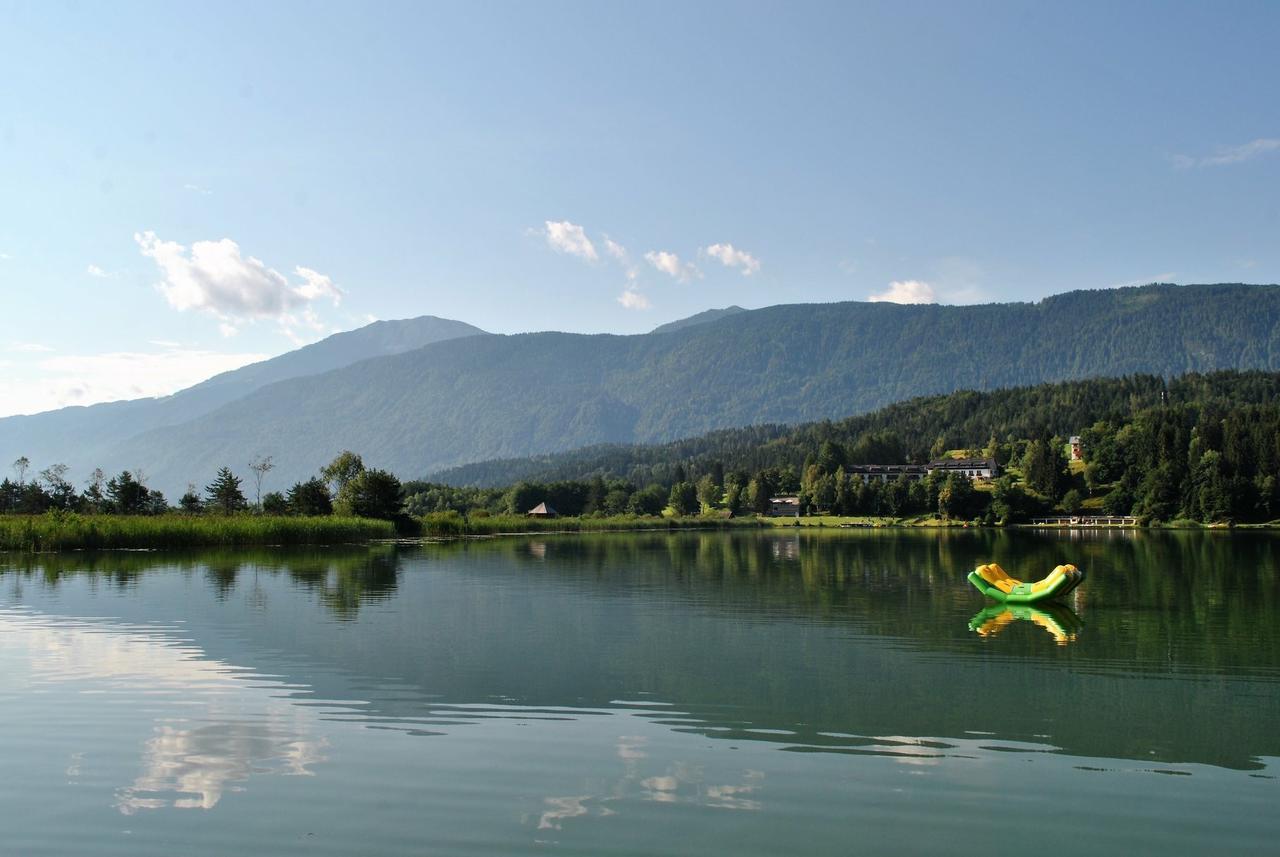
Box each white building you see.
[926,457,1000,480]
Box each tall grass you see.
[417,511,763,536]
[0,512,395,552]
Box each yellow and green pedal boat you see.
[967,562,1084,604]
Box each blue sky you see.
[1,1,1278,415]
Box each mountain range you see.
[0,315,483,489]
[4,282,1280,498]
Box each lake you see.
[0,530,1276,855]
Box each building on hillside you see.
[926,457,1000,480]
[527,502,558,518]
[846,463,928,483]
[1069,436,1083,461]
[766,496,801,517]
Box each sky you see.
[1,0,1279,416]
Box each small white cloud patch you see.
[542,221,598,261]
[292,267,342,302]
[644,250,699,282]
[1172,138,1280,168]
[702,243,761,275]
[617,288,650,310]
[868,280,937,304]
[603,236,628,262]
[86,264,117,278]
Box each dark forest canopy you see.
[431,371,1280,487]
[413,370,1280,526]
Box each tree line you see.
[0,451,405,521]
[415,371,1280,525]
[8,371,1280,526]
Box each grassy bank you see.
[417,512,764,536]
[0,513,396,552]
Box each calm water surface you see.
[0,530,1276,855]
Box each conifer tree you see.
[205,467,248,515]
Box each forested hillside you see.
[413,370,1280,525]
[436,372,1280,486]
[8,283,1280,498]
[649,305,746,334]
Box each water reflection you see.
[969,603,1084,645]
[117,718,327,813]
[1,545,401,619]
[2,531,1278,781]
[535,733,764,833]
[0,607,327,815]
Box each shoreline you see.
[4,511,1274,554]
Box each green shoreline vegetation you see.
[0,512,394,552]
[5,371,1280,550]
[413,371,1280,530]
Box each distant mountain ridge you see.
[5,283,1280,498]
[0,314,485,480]
[651,306,747,334]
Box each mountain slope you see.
[650,305,747,334]
[430,371,1280,487]
[97,283,1280,496]
[0,315,485,476]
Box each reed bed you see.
[0,513,395,552]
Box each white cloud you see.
[1172,138,1280,168]
[644,250,699,282]
[542,220,597,261]
[135,232,343,333]
[7,341,54,353]
[603,236,628,262]
[702,243,761,275]
[0,347,269,417]
[0,252,11,260]
[292,267,342,302]
[868,280,937,304]
[183,183,213,195]
[617,288,651,310]
[86,264,117,279]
